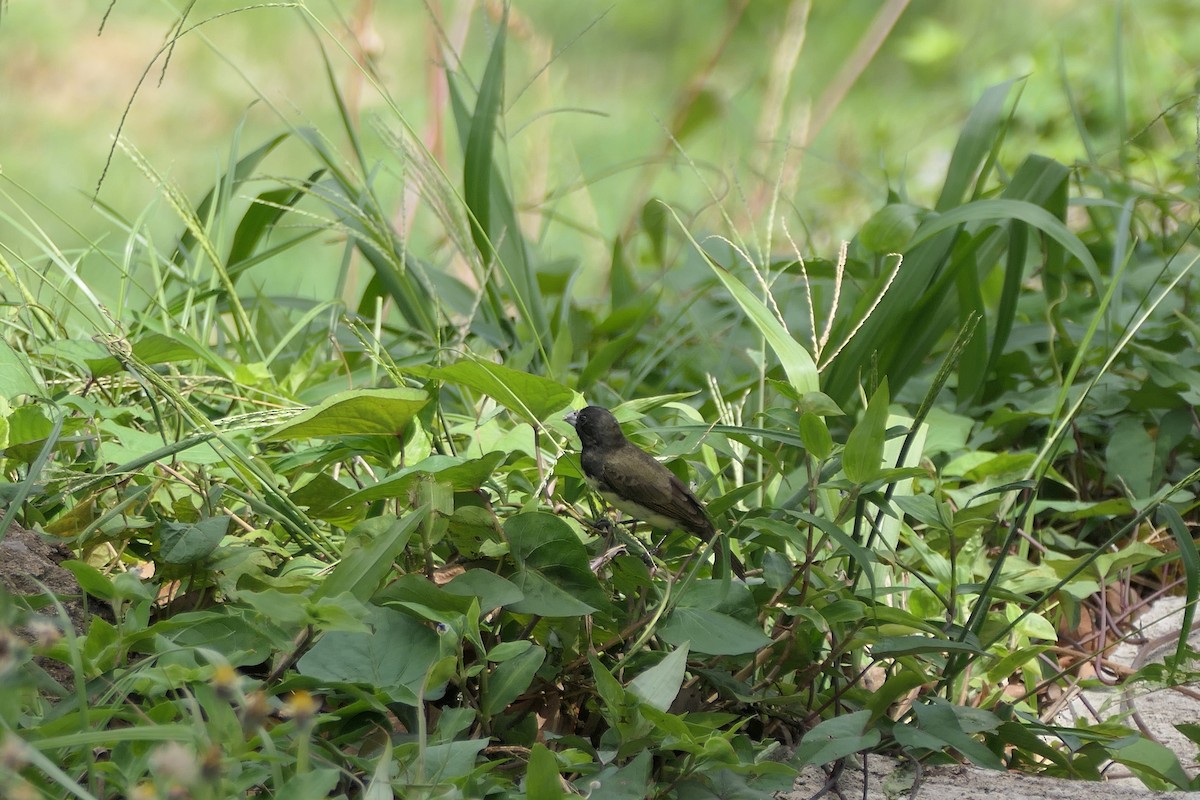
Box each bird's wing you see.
[596,445,716,539]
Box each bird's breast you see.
[595,488,685,533]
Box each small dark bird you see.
[565,405,744,578]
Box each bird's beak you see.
[564,410,579,428]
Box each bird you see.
[564,405,744,578]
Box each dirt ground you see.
[785,756,1200,800]
[783,595,1200,799]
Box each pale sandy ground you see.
[786,756,1200,800]
[782,596,1200,799]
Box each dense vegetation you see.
[1,3,1198,798]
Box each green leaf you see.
[61,561,117,602]
[860,203,926,253]
[158,516,229,564]
[397,739,489,787]
[444,569,524,614]
[628,644,689,712]
[936,79,1016,211]
[414,359,572,424]
[794,711,881,766]
[590,653,627,713]
[706,259,819,397]
[910,198,1096,276]
[377,574,477,619]
[909,699,1003,770]
[1109,735,1191,789]
[798,412,832,460]
[526,743,567,800]
[504,513,608,615]
[1106,419,1155,498]
[659,608,771,656]
[341,452,505,505]
[641,199,668,265]
[576,750,652,799]
[483,644,546,718]
[1176,723,1200,747]
[509,570,599,618]
[297,605,444,705]
[869,635,985,658]
[85,332,206,378]
[237,588,310,626]
[262,387,429,441]
[487,641,533,663]
[170,132,290,266]
[842,378,889,483]
[0,339,41,398]
[228,173,322,269]
[1159,505,1199,668]
[314,513,423,602]
[463,8,506,266]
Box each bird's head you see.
[564,405,627,448]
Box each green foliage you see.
[1,4,1199,799]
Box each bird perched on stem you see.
[564,405,744,578]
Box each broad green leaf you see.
[909,699,1004,770]
[237,588,313,627]
[483,645,546,717]
[870,635,985,658]
[0,339,40,398]
[444,569,524,613]
[525,743,567,800]
[341,452,504,505]
[315,513,423,602]
[1106,418,1155,499]
[378,576,476,621]
[506,513,584,567]
[158,516,229,564]
[414,359,572,424]
[590,653,627,713]
[794,711,881,766]
[297,605,443,705]
[508,570,598,617]
[504,513,609,613]
[1110,737,1192,788]
[308,595,374,634]
[862,666,929,722]
[628,644,689,712]
[798,412,832,460]
[85,332,205,378]
[262,387,429,441]
[61,561,117,602]
[576,750,652,799]
[487,641,533,663]
[397,739,489,787]
[892,494,952,531]
[842,379,889,483]
[817,599,868,625]
[658,608,771,656]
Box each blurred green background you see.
[2,0,1195,301]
